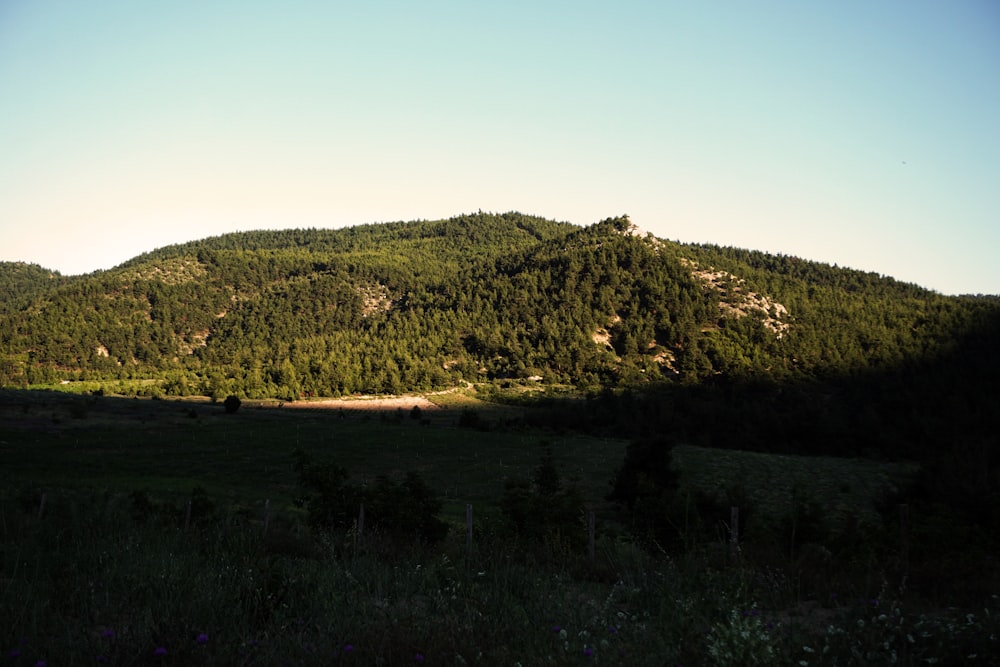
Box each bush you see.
[223,395,241,414]
[293,450,448,549]
[501,446,584,545]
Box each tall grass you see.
[2,488,997,666]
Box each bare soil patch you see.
[283,395,443,412]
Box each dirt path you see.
[281,395,444,411]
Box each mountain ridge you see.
[1,212,996,404]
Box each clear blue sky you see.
[1,1,998,294]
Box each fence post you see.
[184,499,192,533]
[588,510,596,563]
[466,504,474,560]
[729,506,740,564]
[263,499,270,536]
[357,502,365,546]
[37,493,47,520]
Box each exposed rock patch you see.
[359,283,393,317]
[680,258,791,338]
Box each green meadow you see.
[1,389,625,521]
[1,389,996,665]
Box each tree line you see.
[1,213,995,402]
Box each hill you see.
[2,213,994,393]
[0,261,66,313]
[1,211,998,460]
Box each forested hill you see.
[0,262,66,313]
[1,212,997,407]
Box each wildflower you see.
[344,644,354,653]
[552,625,561,633]
[102,629,116,639]
[583,647,594,657]
[415,652,425,662]
[196,632,209,644]
[36,661,47,667]
[154,646,167,656]
[608,625,618,634]
[8,650,20,658]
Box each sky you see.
[1,1,998,295]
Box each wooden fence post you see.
[357,502,365,546]
[37,493,47,520]
[588,510,596,563]
[466,504,473,560]
[729,506,740,564]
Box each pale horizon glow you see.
[1,1,998,294]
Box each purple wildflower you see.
[8,650,20,659]
[583,647,594,657]
[154,646,167,656]
[343,644,354,653]
[196,633,209,644]
[553,625,561,633]
[609,625,618,634]
[102,629,116,639]
[415,653,425,662]
[35,661,47,667]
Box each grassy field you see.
[2,388,915,526]
[0,389,626,522]
[671,444,916,533]
[2,388,998,665]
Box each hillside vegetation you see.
[2,213,996,426]
[2,212,995,395]
[2,212,998,462]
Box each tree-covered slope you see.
[1,212,997,405]
[0,262,67,313]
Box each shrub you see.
[223,395,241,414]
[293,450,448,548]
[705,606,776,667]
[501,446,584,545]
